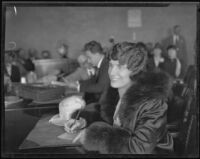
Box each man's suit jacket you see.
[146,57,165,72]
[162,35,187,63]
[5,65,21,82]
[79,57,110,103]
[161,34,187,77]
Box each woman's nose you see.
[109,65,118,76]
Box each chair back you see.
[178,94,198,156]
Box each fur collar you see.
[119,70,172,120]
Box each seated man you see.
[53,41,110,104]
[146,45,165,72]
[63,54,95,82]
[162,45,182,80]
[4,51,21,83]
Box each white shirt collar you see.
[97,56,104,68]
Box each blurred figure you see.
[57,42,68,59]
[28,48,39,60]
[18,48,37,83]
[63,54,95,82]
[162,45,181,79]
[18,48,35,72]
[146,45,165,72]
[162,25,187,75]
[146,42,154,58]
[4,51,21,82]
[104,36,116,59]
[41,50,51,59]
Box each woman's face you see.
[108,60,132,89]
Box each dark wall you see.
[5,4,197,65]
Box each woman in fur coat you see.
[65,42,174,154]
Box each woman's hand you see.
[64,117,86,134]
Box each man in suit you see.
[162,25,187,77]
[64,41,110,104]
[4,51,21,83]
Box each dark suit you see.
[5,65,21,82]
[162,34,187,76]
[146,57,165,72]
[79,57,110,104]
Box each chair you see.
[168,92,198,156]
[167,64,196,130]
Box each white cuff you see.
[76,81,80,92]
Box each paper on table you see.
[19,114,80,150]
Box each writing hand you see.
[64,117,86,134]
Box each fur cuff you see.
[82,122,131,154]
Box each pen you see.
[72,108,82,126]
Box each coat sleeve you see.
[81,99,169,154]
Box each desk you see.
[3,99,91,157]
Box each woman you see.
[65,42,174,154]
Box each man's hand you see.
[63,79,78,89]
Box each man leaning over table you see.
[52,41,110,104]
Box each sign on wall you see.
[128,9,142,28]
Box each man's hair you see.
[167,45,177,51]
[174,25,180,30]
[83,41,103,54]
[110,42,147,76]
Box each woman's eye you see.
[117,64,123,69]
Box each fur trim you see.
[124,70,172,106]
[118,70,172,123]
[83,122,130,154]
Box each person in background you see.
[103,36,116,59]
[162,25,187,76]
[57,43,69,59]
[18,48,37,83]
[63,54,95,82]
[162,45,182,80]
[18,48,35,72]
[64,42,173,154]
[146,42,154,58]
[54,40,110,104]
[41,50,51,59]
[28,48,39,60]
[4,51,21,83]
[146,45,165,72]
